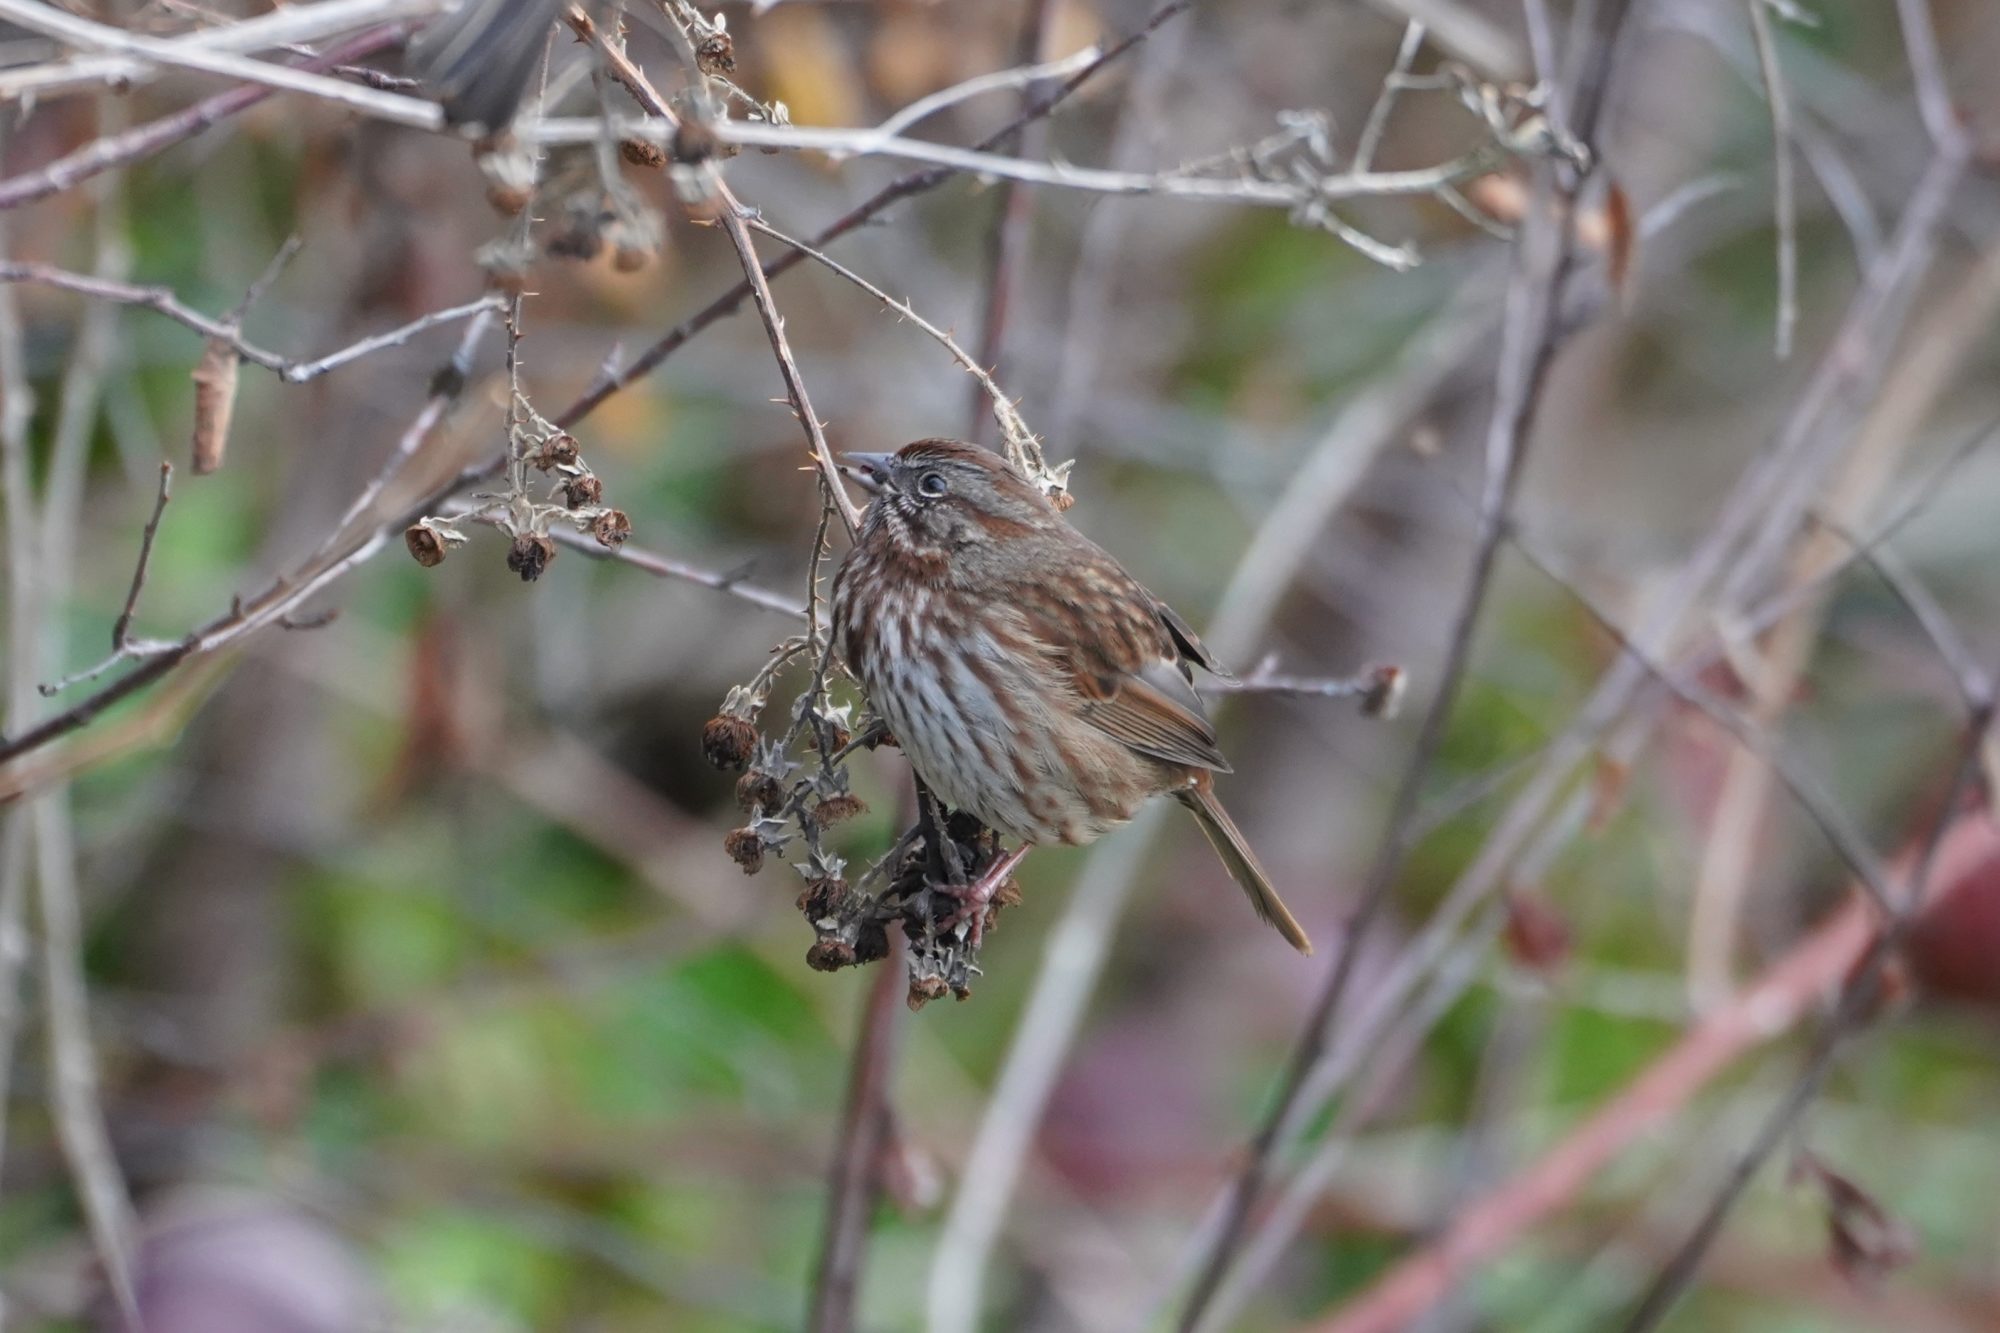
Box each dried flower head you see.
[723,827,765,874]
[736,768,786,814]
[506,532,556,582]
[906,972,948,1011]
[811,792,867,829]
[796,874,852,922]
[695,30,734,74]
[532,434,580,471]
[619,137,667,169]
[807,937,855,972]
[404,521,448,568]
[702,715,758,770]
[561,474,603,509]
[592,510,633,548]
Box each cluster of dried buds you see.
[405,410,630,581]
[702,643,1020,1008]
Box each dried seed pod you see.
[737,768,785,814]
[506,532,556,582]
[404,521,448,568]
[695,30,734,74]
[702,715,758,770]
[723,827,765,874]
[797,875,852,921]
[189,337,240,476]
[852,918,889,964]
[811,793,867,829]
[807,937,856,972]
[619,137,667,169]
[561,473,603,509]
[906,973,948,1011]
[532,433,580,471]
[592,509,632,548]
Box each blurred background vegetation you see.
[2,0,2000,1329]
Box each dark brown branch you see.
[806,933,907,1333]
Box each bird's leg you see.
[938,844,1030,951]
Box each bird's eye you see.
[917,471,949,498]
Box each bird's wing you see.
[1007,554,1231,772]
[1152,597,1233,680]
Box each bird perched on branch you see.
[831,439,1312,954]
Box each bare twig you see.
[743,220,1053,493]
[464,514,807,619]
[0,263,499,383]
[0,24,413,211]
[0,0,440,99]
[108,463,171,658]
[715,208,861,538]
[536,114,1502,213]
[1353,20,1427,173]
[1746,0,1798,357]
[1893,0,1960,147]
[0,124,142,1326]
[874,43,1101,142]
[0,142,40,1197]
[0,0,442,127]
[33,794,140,1327]
[314,306,497,561]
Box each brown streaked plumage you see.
[830,439,1312,954]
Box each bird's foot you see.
[936,844,1030,951]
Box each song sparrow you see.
[831,440,1312,954]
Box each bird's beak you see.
[839,452,896,494]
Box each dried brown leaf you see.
[190,336,241,475]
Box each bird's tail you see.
[1176,782,1313,954]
